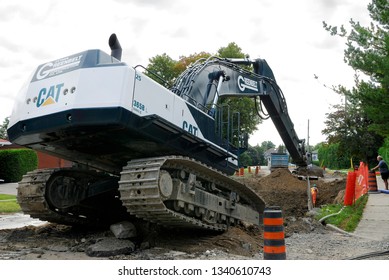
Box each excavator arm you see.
[172,57,307,167]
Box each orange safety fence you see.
[344,171,356,206]
[344,161,369,206]
[355,162,369,199]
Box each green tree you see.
[0,117,9,139]
[217,42,247,59]
[245,145,260,165]
[238,151,252,167]
[318,142,351,170]
[144,53,180,87]
[251,141,276,166]
[277,144,286,153]
[175,52,211,74]
[378,137,389,160]
[323,0,389,137]
[322,102,383,164]
[261,141,276,151]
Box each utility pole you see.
[307,119,313,211]
[307,119,310,155]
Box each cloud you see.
[0,1,58,25]
[0,36,21,53]
[168,27,187,39]
[112,0,176,10]
[0,4,20,22]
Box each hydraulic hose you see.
[318,206,346,224]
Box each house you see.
[0,139,12,147]
[264,148,278,166]
[0,138,72,169]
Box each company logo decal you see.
[37,83,64,107]
[36,55,83,80]
[238,75,258,92]
[183,121,198,136]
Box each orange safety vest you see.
[311,187,318,206]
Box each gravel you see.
[285,226,389,260]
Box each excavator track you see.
[17,168,127,226]
[17,169,92,226]
[118,156,265,231]
[17,157,265,231]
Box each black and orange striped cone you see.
[368,170,379,193]
[263,206,286,260]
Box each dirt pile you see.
[243,169,346,215]
[240,169,346,235]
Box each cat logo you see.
[36,83,64,108]
[182,120,198,136]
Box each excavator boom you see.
[172,57,307,166]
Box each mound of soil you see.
[240,169,346,235]
[243,169,345,215]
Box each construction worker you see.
[311,184,318,207]
[371,155,389,190]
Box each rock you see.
[140,241,151,250]
[86,237,135,257]
[110,221,137,239]
[333,189,345,204]
[241,242,252,251]
[46,245,68,252]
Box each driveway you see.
[0,182,46,229]
[0,183,18,195]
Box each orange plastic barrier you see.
[355,162,369,200]
[344,171,356,206]
[263,207,286,260]
[344,162,369,206]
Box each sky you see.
[0,0,372,147]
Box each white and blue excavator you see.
[7,34,307,231]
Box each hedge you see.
[0,149,38,183]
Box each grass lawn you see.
[316,195,368,232]
[0,194,21,213]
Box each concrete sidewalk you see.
[353,176,389,241]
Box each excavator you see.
[7,34,307,231]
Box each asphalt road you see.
[0,183,17,196]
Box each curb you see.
[325,224,379,241]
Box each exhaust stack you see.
[109,33,122,61]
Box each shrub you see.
[0,149,38,182]
[312,160,320,167]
